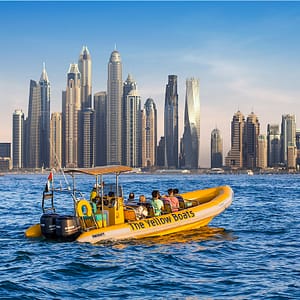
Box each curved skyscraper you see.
[181,78,200,169]
[164,75,178,168]
[107,50,122,165]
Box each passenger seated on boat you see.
[174,188,185,209]
[126,192,136,205]
[151,190,164,216]
[162,189,179,212]
[135,204,148,219]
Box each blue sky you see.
[0,1,299,167]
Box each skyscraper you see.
[39,64,51,168]
[164,75,178,169]
[78,46,92,109]
[26,79,41,168]
[122,74,141,167]
[80,108,95,168]
[181,78,201,169]
[267,124,281,167]
[12,109,24,169]
[50,112,62,169]
[107,50,122,165]
[78,46,93,167]
[243,112,260,169]
[211,128,223,168]
[94,92,107,166]
[281,114,296,166]
[141,98,157,168]
[225,110,245,169]
[257,134,267,169]
[62,63,81,168]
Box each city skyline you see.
[1,1,299,167]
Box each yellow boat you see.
[25,165,233,244]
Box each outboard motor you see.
[55,215,81,241]
[40,213,59,239]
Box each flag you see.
[44,172,53,192]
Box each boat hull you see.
[76,185,233,244]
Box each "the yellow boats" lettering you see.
[129,210,195,231]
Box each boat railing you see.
[42,191,55,213]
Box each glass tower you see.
[39,64,51,168]
[107,50,122,165]
[181,78,201,169]
[164,75,178,168]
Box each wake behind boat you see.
[25,166,233,244]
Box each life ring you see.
[77,200,93,217]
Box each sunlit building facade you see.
[181,78,201,169]
[12,109,24,169]
[62,63,81,168]
[107,50,122,165]
[141,98,157,168]
[50,112,62,169]
[122,75,141,167]
[225,110,245,169]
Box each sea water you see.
[0,173,299,299]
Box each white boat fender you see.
[77,200,93,217]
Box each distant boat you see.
[209,168,225,174]
[247,170,254,176]
[25,165,233,244]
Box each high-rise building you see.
[122,74,141,167]
[267,124,281,167]
[25,65,51,169]
[78,46,92,109]
[94,92,107,166]
[62,63,81,168]
[181,78,200,169]
[211,128,223,168]
[164,75,178,168]
[257,134,267,169]
[107,50,122,165]
[12,109,24,169]
[287,145,297,169]
[243,112,260,169]
[50,112,62,169]
[281,114,296,166]
[141,98,157,168]
[26,79,41,168]
[156,137,165,167]
[0,143,11,171]
[225,110,245,169]
[80,108,95,168]
[296,129,300,168]
[39,64,51,168]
